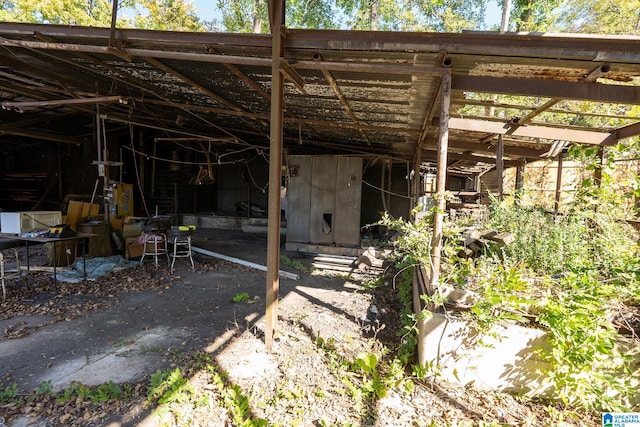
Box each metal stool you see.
[140,233,169,268]
[169,233,194,273]
[1,248,21,301]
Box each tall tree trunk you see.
[253,0,264,33]
[501,0,512,31]
[517,0,535,31]
[370,0,379,30]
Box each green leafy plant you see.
[91,381,123,402]
[232,292,250,303]
[207,364,268,426]
[56,380,125,403]
[147,368,193,405]
[34,380,53,396]
[0,383,21,405]
[535,274,635,411]
[279,254,310,273]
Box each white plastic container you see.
[0,211,62,234]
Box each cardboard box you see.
[125,236,165,260]
[122,224,142,239]
[66,201,99,230]
[125,237,144,260]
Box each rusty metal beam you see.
[279,57,306,93]
[0,126,85,145]
[1,96,126,110]
[0,49,93,95]
[0,37,449,78]
[503,64,612,135]
[34,32,175,100]
[142,57,242,112]
[429,71,451,289]
[99,111,253,144]
[449,117,610,145]
[451,97,640,121]
[446,140,546,158]
[205,46,271,101]
[601,121,640,145]
[453,75,640,105]
[265,0,285,352]
[313,53,371,146]
[416,81,442,149]
[5,23,640,63]
[139,98,421,135]
[286,29,640,63]
[555,153,564,212]
[496,134,504,198]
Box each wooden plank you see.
[67,201,100,230]
[66,201,84,229]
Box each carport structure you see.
[1,8,640,346]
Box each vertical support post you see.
[428,71,451,292]
[418,71,451,368]
[265,0,285,351]
[594,146,604,187]
[554,153,564,213]
[386,160,392,212]
[109,0,118,48]
[138,129,145,194]
[515,162,525,192]
[515,162,525,205]
[57,143,63,201]
[412,145,422,222]
[496,134,504,200]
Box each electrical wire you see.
[245,163,269,192]
[362,180,411,199]
[123,145,257,167]
[129,124,150,217]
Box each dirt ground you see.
[0,230,598,426]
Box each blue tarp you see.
[56,255,138,283]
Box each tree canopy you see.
[0,0,638,35]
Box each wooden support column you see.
[554,153,564,213]
[265,0,285,351]
[496,134,504,199]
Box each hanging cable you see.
[381,160,388,212]
[129,124,150,217]
[363,179,411,199]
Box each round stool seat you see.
[169,233,194,273]
[140,233,169,268]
